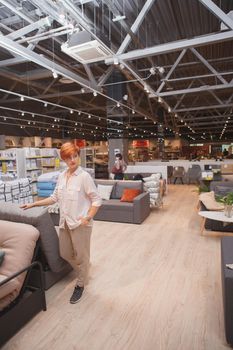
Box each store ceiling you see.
[0,0,232,143]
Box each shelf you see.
[26,168,42,171]
[0,158,16,161]
[26,156,42,159]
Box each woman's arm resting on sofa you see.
[20,197,55,210]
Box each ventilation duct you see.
[61,30,112,64]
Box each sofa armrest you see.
[133,192,150,224]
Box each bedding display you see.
[0,178,33,204]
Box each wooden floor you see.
[3,185,231,350]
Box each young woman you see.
[21,142,102,304]
[112,153,127,180]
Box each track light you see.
[117,102,120,107]
[93,91,97,97]
[52,70,58,79]
[44,102,47,107]
[70,109,73,114]
[20,96,24,102]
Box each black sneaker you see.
[70,285,84,304]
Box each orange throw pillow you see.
[120,188,141,202]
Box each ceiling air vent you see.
[61,30,112,64]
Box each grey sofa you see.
[94,179,150,224]
[0,203,72,290]
[221,237,233,346]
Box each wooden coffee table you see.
[198,211,233,237]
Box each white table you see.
[198,211,233,237]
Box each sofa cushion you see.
[199,191,224,211]
[120,188,141,202]
[101,199,133,211]
[0,203,67,273]
[97,184,113,200]
[113,181,143,199]
[0,220,39,311]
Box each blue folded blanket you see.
[37,189,54,197]
[37,182,56,190]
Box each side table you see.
[198,211,233,237]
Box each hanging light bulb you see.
[44,102,48,107]
[70,109,73,114]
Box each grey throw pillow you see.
[0,250,5,266]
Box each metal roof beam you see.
[161,71,233,82]
[174,103,233,112]
[158,83,233,97]
[0,0,34,24]
[0,35,98,90]
[190,48,227,84]
[117,0,155,54]
[156,49,186,94]
[198,0,233,30]
[105,31,233,64]
[7,17,51,40]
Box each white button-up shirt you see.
[50,167,102,230]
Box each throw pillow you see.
[120,188,141,202]
[97,184,113,200]
[0,250,5,266]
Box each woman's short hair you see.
[60,142,80,160]
[115,153,122,160]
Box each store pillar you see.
[106,70,128,173]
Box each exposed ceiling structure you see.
[0,0,232,143]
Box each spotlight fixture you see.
[113,57,119,65]
[117,102,120,107]
[81,88,85,93]
[52,70,58,79]
[88,115,91,119]
[44,102,48,107]
[93,91,97,97]
[21,112,24,116]
[20,96,24,102]
[132,110,135,114]
[70,109,73,114]
[123,94,128,101]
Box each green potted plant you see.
[216,192,233,217]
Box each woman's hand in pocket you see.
[79,216,91,226]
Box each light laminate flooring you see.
[2,185,231,350]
